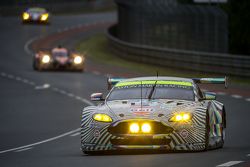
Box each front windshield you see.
[28,8,46,13]
[107,80,195,101]
[52,51,68,57]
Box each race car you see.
[33,46,85,71]
[81,76,227,154]
[22,7,49,24]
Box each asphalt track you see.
[0,12,250,167]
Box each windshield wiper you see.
[148,81,157,100]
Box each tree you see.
[226,0,250,55]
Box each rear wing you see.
[107,76,228,90]
[107,77,124,90]
[192,77,228,88]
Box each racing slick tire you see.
[219,109,226,148]
[33,60,38,71]
[204,110,210,151]
[204,109,226,150]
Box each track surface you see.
[0,12,250,167]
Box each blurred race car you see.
[22,7,49,23]
[33,46,85,71]
[81,76,227,154]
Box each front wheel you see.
[219,111,226,148]
[204,110,226,150]
[204,111,210,151]
[33,60,38,70]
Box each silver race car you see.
[81,76,227,154]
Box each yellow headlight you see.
[93,114,112,123]
[73,56,83,64]
[41,13,49,21]
[170,113,192,122]
[129,123,140,133]
[183,113,190,120]
[141,123,151,133]
[23,12,29,20]
[41,55,50,64]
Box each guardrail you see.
[106,25,250,77]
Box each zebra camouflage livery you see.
[81,77,226,153]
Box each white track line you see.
[217,92,227,96]
[216,161,244,167]
[67,93,74,97]
[1,72,7,76]
[246,98,250,102]
[58,90,67,95]
[28,81,35,86]
[24,37,39,55]
[70,132,81,137]
[15,147,33,152]
[81,99,94,106]
[75,96,82,100]
[0,128,80,154]
[35,84,50,90]
[247,154,250,156]
[231,95,242,99]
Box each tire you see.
[219,110,226,148]
[33,60,38,70]
[205,109,226,150]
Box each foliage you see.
[224,0,250,55]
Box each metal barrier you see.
[107,25,250,77]
[114,0,228,53]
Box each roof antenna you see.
[141,81,142,111]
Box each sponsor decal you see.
[130,106,154,116]
[94,130,100,138]
[180,129,189,138]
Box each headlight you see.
[169,113,192,122]
[129,122,151,133]
[73,56,83,64]
[141,123,151,133]
[23,12,29,20]
[93,114,112,123]
[129,123,140,133]
[41,55,50,64]
[41,13,49,21]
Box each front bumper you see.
[81,119,206,152]
[22,18,49,23]
[37,61,84,71]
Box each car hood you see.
[101,99,199,120]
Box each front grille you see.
[108,120,173,135]
[110,137,171,145]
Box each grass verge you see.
[76,34,250,86]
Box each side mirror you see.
[90,93,104,101]
[202,92,216,100]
